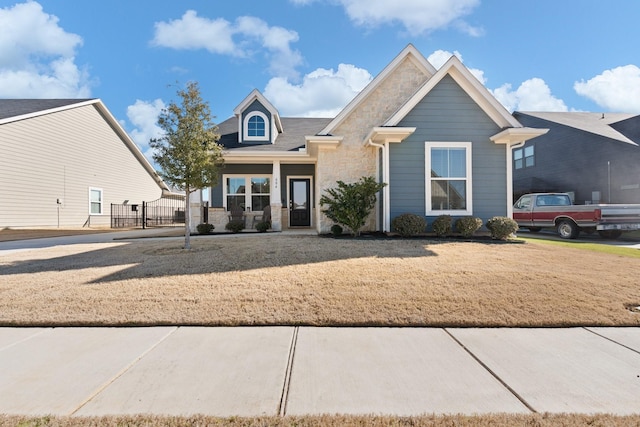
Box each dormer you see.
[233,89,283,144]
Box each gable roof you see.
[515,111,638,146]
[233,89,283,133]
[0,98,175,194]
[319,44,437,136]
[385,55,522,129]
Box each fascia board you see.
[385,56,522,129]
[93,100,172,193]
[0,99,98,125]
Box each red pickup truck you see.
[512,193,640,239]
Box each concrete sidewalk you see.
[0,327,639,417]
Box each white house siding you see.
[0,104,163,228]
[315,57,430,233]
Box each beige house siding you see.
[0,104,163,228]
[315,57,430,233]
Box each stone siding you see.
[315,58,430,233]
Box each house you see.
[201,45,548,233]
[513,112,640,204]
[0,99,174,228]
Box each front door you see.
[289,178,311,227]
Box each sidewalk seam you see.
[583,327,640,356]
[0,327,52,353]
[67,326,179,416]
[278,326,299,416]
[444,328,537,414]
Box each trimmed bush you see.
[255,221,270,233]
[391,213,426,237]
[330,224,343,236]
[196,223,214,235]
[432,215,452,237]
[455,217,483,238]
[225,220,245,233]
[486,216,519,240]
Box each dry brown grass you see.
[1,234,639,327]
[2,414,640,427]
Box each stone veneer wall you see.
[315,58,431,233]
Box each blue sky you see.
[1,0,639,161]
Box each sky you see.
[1,0,640,163]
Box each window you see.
[247,115,265,137]
[243,111,269,141]
[89,187,103,215]
[224,175,271,211]
[514,144,534,169]
[425,142,472,215]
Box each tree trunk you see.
[184,187,191,250]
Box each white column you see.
[271,160,282,231]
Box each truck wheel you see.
[598,230,622,239]
[557,220,580,239]
[527,227,542,233]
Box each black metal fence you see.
[111,196,185,229]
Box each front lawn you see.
[1,234,638,327]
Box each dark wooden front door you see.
[289,178,311,227]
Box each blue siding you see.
[390,75,506,227]
[240,100,272,143]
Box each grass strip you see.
[518,236,640,258]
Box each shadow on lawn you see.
[0,234,466,282]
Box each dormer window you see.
[243,111,269,142]
[248,115,265,137]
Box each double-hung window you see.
[89,187,103,215]
[224,175,271,211]
[425,142,472,215]
[514,144,534,169]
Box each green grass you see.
[518,236,640,258]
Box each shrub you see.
[455,217,483,238]
[225,220,245,233]
[196,223,214,235]
[255,221,270,233]
[486,216,519,240]
[320,176,386,236]
[432,215,452,237]
[330,224,343,236]
[391,213,426,237]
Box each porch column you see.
[271,160,282,231]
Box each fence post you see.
[142,201,147,229]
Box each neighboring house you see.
[0,99,173,228]
[513,112,640,204]
[203,45,548,233]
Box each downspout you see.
[506,141,525,218]
[368,139,390,232]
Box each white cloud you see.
[427,49,486,84]
[574,65,640,113]
[334,0,482,36]
[492,78,568,112]
[0,1,91,98]
[264,64,372,117]
[152,11,302,79]
[126,99,166,164]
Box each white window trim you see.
[425,141,473,216]
[243,111,269,142]
[89,187,104,215]
[223,174,272,211]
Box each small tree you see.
[150,81,224,249]
[320,176,386,237]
